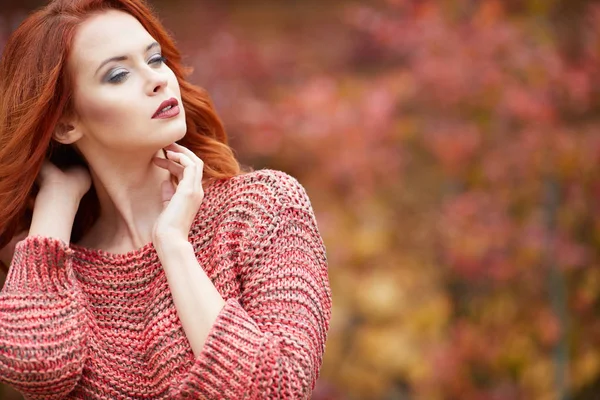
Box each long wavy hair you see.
[0,0,242,274]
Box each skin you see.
[1,9,226,357]
[2,9,191,267]
[55,9,188,253]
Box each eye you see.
[108,69,128,84]
[149,55,167,66]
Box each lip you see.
[152,97,179,119]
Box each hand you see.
[37,160,92,202]
[151,143,205,245]
[0,161,91,271]
[27,160,91,244]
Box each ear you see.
[53,119,83,145]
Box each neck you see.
[80,148,170,251]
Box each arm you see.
[0,236,89,400]
[170,176,332,399]
[155,239,225,359]
[0,190,89,399]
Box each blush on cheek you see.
[77,92,138,134]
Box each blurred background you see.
[1,0,599,399]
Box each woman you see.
[0,0,332,399]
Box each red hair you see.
[0,0,241,274]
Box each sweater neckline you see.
[70,239,157,265]
[69,178,222,265]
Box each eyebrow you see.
[94,41,161,77]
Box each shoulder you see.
[193,169,316,256]
[207,169,313,214]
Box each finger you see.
[153,156,185,181]
[165,143,205,170]
[165,144,205,191]
[174,152,199,189]
[162,145,205,198]
[165,149,193,165]
[161,179,175,206]
[165,142,195,157]
[164,150,197,188]
[153,157,184,180]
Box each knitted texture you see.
[0,170,332,400]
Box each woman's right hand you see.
[27,161,92,245]
[37,160,92,202]
[0,162,91,273]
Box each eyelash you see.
[108,55,168,84]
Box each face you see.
[66,10,186,155]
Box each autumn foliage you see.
[1,0,600,399]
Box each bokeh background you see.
[1,0,599,399]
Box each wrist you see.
[153,234,190,256]
[37,187,82,208]
[29,190,80,244]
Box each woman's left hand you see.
[151,142,205,246]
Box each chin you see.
[165,119,187,144]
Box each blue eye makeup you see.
[107,69,128,83]
[149,55,167,65]
[105,54,167,84]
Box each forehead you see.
[70,10,154,71]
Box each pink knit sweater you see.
[0,170,332,399]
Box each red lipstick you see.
[152,97,179,119]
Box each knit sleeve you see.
[0,235,88,400]
[170,173,332,399]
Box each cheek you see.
[168,72,181,96]
[76,89,140,132]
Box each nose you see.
[146,69,168,95]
